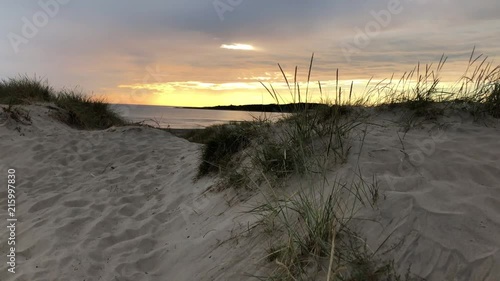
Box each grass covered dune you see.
[0,50,499,281]
[0,75,126,130]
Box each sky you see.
[1,0,499,106]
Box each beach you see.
[0,103,499,280]
[0,104,267,280]
[2,0,500,279]
[110,104,286,129]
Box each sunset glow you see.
[1,1,498,107]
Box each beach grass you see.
[250,176,409,281]
[196,121,259,178]
[191,49,498,280]
[484,82,500,118]
[0,75,54,104]
[53,91,126,129]
[0,75,126,129]
[377,48,499,119]
[247,56,407,280]
[194,49,497,184]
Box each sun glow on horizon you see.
[119,81,264,91]
[112,77,462,107]
[115,81,275,107]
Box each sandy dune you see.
[351,111,500,281]
[0,105,265,281]
[0,104,499,280]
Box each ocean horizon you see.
[110,103,285,129]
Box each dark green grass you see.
[196,121,260,178]
[484,83,500,118]
[0,75,54,104]
[54,91,126,129]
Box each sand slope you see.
[351,111,500,281]
[0,105,265,281]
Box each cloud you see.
[220,43,255,51]
[0,0,498,106]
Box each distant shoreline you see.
[179,103,329,113]
[112,102,328,113]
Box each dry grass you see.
[0,76,126,129]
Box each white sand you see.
[350,111,500,281]
[0,104,499,280]
[0,105,265,280]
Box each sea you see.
[110,104,286,129]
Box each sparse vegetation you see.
[0,75,54,104]
[249,169,413,281]
[196,121,262,179]
[484,82,500,118]
[190,50,500,280]
[2,104,32,125]
[53,91,126,129]
[190,47,499,185]
[255,54,363,180]
[0,75,126,129]
[191,54,405,280]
